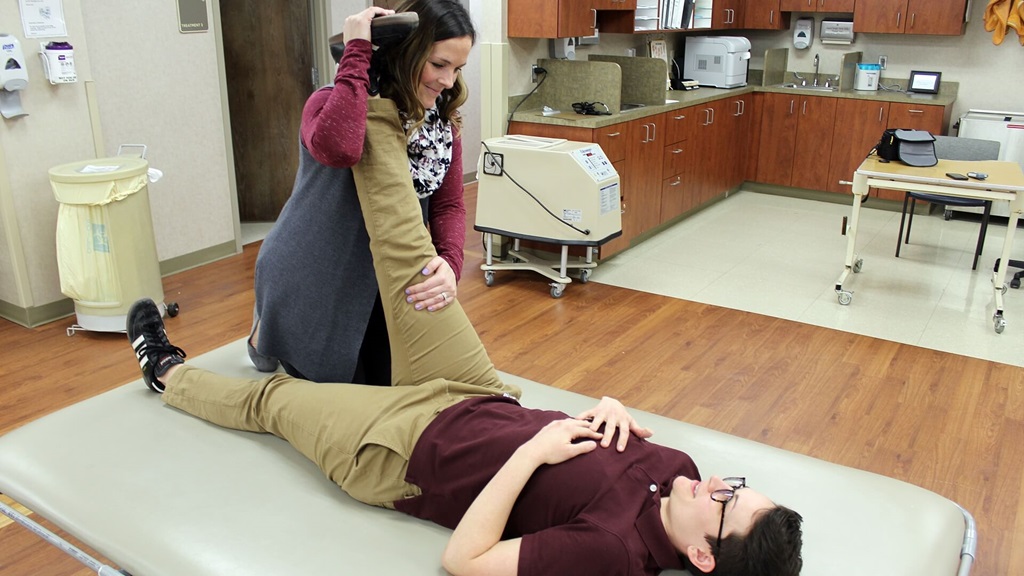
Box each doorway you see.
[220,0,321,223]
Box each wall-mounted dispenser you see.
[551,37,576,60]
[40,41,77,84]
[0,33,29,119]
[794,18,813,50]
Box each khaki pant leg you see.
[162,366,491,506]
[350,99,520,400]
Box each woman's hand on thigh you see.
[405,256,457,311]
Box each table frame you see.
[835,157,1024,333]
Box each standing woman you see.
[249,0,474,384]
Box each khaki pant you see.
[164,99,520,507]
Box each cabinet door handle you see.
[740,99,746,115]
[896,11,901,28]
[802,100,807,116]
[735,100,742,116]
[806,0,812,7]
[607,132,621,137]
[709,107,715,124]
[789,99,794,115]
[674,114,686,120]
[878,106,884,122]
[770,10,774,24]
[910,13,915,29]
[672,147,684,154]
[703,108,711,125]
[642,123,650,143]
[592,9,597,30]
[670,176,682,186]
[907,109,924,114]
[649,122,657,142]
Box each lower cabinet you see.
[509,94,949,259]
[756,93,837,191]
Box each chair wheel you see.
[1012,278,1021,290]
[166,302,180,317]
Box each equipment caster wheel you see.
[837,291,853,306]
[166,302,180,317]
[1013,278,1021,290]
[994,313,1007,334]
[853,259,863,273]
[484,271,495,287]
[550,284,565,298]
[579,269,591,283]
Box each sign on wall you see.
[177,0,210,34]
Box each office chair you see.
[895,135,1001,270]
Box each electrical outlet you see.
[483,152,503,176]
[531,65,540,83]
[878,55,888,70]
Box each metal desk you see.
[835,157,1024,333]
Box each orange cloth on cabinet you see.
[986,0,1012,44]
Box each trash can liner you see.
[55,203,121,305]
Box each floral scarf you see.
[405,107,453,199]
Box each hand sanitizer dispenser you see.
[794,18,813,50]
[0,34,29,119]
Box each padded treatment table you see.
[0,339,974,575]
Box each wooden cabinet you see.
[888,102,946,131]
[826,99,889,193]
[660,106,698,221]
[781,0,854,12]
[592,0,637,9]
[627,114,666,236]
[744,0,790,30]
[507,0,597,38]
[854,0,966,35]
[721,94,754,190]
[756,92,836,190]
[712,0,743,29]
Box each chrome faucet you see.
[812,53,820,87]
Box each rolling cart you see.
[475,135,621,298]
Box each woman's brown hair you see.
[375,0,475,132]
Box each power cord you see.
[480,140,591,237]
[505,67,547,135]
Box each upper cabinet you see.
[744,0,791,30]
[780,0,854,12]
[854,0,967,35]
[507,0,598,38]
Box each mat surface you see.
[0,339,967,575]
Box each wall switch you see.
[878,55,887,70]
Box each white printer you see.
[683,36,751,88]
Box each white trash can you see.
[49,157,170,334]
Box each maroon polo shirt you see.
[394,396,700,575]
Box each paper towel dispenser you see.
[820,20,855,45]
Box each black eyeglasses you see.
[712,477,747,550]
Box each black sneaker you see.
[127,298,186,393]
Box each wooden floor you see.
[2,187,1022,575]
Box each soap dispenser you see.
[0,34,29,119]
[794,18,813,50]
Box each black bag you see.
[875,129,938,167]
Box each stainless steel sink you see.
[775,83,837,92]
[619,103,646,112]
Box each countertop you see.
[510,85,958,129]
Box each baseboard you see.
[0,299,75,328]
[0,240,239,329]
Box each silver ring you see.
[441,291,448,301]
